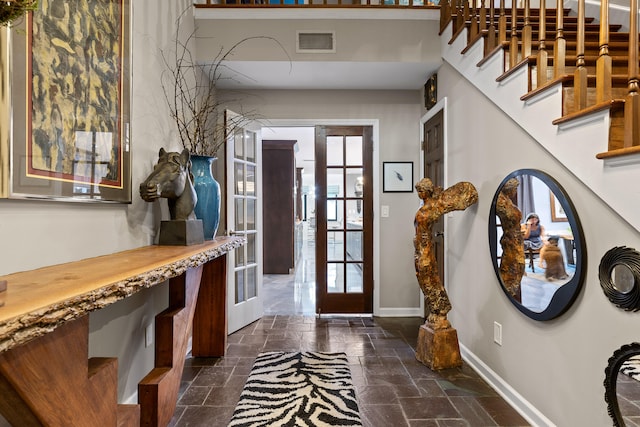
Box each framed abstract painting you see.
[0,0,131,203]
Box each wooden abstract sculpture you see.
[413,177,478,370]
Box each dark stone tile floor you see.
[170,239,529,426]
[169,315,530,426]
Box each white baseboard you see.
[375,307,423,317]
[459,343,556,427]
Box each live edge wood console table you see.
[0,237,244,427]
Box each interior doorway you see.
[260,126,317,315]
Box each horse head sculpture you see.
[140,148,197,221]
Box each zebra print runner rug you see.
[228,351,362,427]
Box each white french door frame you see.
[226,113,264,334]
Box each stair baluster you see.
[552,0,565,78]
[522,0,532,59]
[509,0,519,68]
[536,0,548,88]
[574,0,587,110]
[485,0,497,56]
[623,0,640,149]
[596,0,612,103]
[498,0,507,45]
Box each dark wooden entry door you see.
[315,125,373,314]
[423,110,445,310]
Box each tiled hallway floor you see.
[170,239,530,426]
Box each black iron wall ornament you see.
[599,246,640,311]
[604,342,640,427]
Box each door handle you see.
[434,231,444,237]
[229,230,243,236]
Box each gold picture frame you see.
[1,0,131,203]
[424,73,437,110]
[550,191,568,222]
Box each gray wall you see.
[437,60,640,426]
[221,89,424,312]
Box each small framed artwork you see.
[1,0,132,203]
[383,162,413,193]
[550,191,568,222]
[424,73,437,110]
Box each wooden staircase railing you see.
[440,0,640,160]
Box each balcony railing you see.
[194,0,439,8]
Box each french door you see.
[315,126,373,314]
[225,110,263,334]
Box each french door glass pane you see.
[235,269,245,303]
[346,231,362,261]
[326,136,343,166]
[346,264,363,293]
[235,198,245,231]
[235,246,244,267]
[345,136,363,165]
[246,131,255,162]
[247,198,256,230]
[247,266,257,299]
[327,169,344,197]
[234,129,244,159]
[247,233,256,264]
[327,231,344,261]
[246,164,256,197]
[327,263,344,293]
[234,163,244,195]
[346,200,361,223]
[346,168,363,197]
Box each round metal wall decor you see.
[604,342,640,427]
[599,246,640,311]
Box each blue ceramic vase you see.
[190,154,221,240]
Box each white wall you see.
[0,0,194,406]
[437,60,640,426]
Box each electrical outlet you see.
[493,321,502,346]
[381,205,390,217]
[145,324,153,348]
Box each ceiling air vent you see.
[296,31,336,53]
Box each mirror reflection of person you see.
[413,178,478,330]
[522,212,546,251]
[495,178,525,302]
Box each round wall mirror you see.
[599,246,640,311]
[604,342,640,426]
[488,169,587,321]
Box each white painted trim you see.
[523,83,561,106]
[376,307,423,317]
[195,8,440,21]
[459,343,557,427]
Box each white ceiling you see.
[214,60,440,90]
